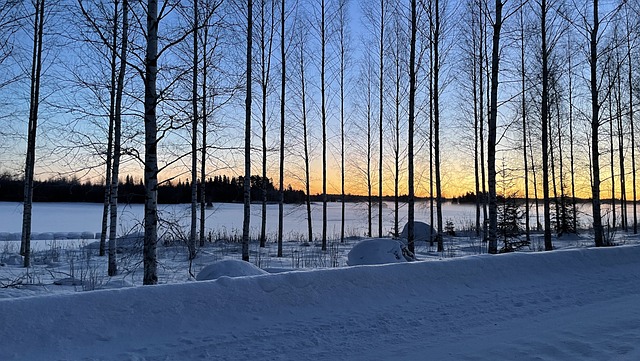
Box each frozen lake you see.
[0,201,478,240]
[0,200,631,241]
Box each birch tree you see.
[389,0,407,238]
[142,0,160,283]
[588,0,604,246]
[199,0,225,248]
[432,0,444,252]
[377,0,386,238]
[76,0,120,258]
[407,0,416,253]
[625,6,637,234]
[243,0,253,261]
[518,0,530,243]
[189,0,199,261]
[137,0,198,283]
[277,0,286,256]
[298,25,313,244]
[108,0,128,276]
[539,0,553,251]
[258,0,275,248]
[21,0,46,267]
[486,0,503,254]
[338,0,349,242]
[320,0,328,251]
[486,0,522,253]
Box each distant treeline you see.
[451,191,591,204]
[0,173,486,204]
[451,192,488,204]
[0,173,306,204]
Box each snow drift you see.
[1,245,639,361]
[347,238,413,266]
[196,259,268,280]
[399,221,437,243]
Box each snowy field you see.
[1,201,640,360]
[1,245,639,360]
[2,200,634,294]
[0,201,486,241]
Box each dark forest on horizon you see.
[0,173,306,204]
[0,173,594,205]
[0,173,413,204]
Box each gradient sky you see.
[0,0,634,202]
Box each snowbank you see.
[346,238,412,266]
[1,245,639,360]
[399,221,437,242]
[196,259,268,280]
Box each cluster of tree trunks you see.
[14,0,639,283]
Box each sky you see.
[1,243,639,360]
[0,0,636,200]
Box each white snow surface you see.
[347,238,410,265]
[399,221,437,243]
[196,259,268,281]
[1,245,640,361]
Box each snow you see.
[399,221,437,243]
[196,259,268,280]
[347,238,411,265]
[1,245,639,360]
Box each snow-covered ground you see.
[1,202,639,360]
[0,200,606,242]
[0,201,483,241]
[1,244,639,360]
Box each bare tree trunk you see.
[433,0,443,252]
[321,0,328,250]
[549,105,558,223]
[378,0,384,239]
[199,7,209,248]
[556,85,566,234]
[529,127,541,231]
[367,76,373,238]
[100,0,119,258]
[243,0,253,261]
[616,63,626,231]
[608,83,616,230]
[568,35,578,234]
[540,0,553,250]
[392,5,402,239]
[590,0,604,247]
[339,0,347,243]
[21,0,45,268]
[519,2,529,243]
[472,6,481,238]
[487,0,503,254]
[479,0,488,240]
[277,0,285,256]
[428,0,434,245]
[143,0,159,284]
[407,0,416,254]
[429,72,434,244]
[108,0,128,277]
[556,89,568,230]
[259,0,275,249]
[189,0,199,261]
[627,10,637,234]
[300,41,312,244]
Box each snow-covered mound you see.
[196,259,268,281]
[1,246,639,361]
[399,221,437,242]
[0,254,23,266]
[347,238,412,266]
